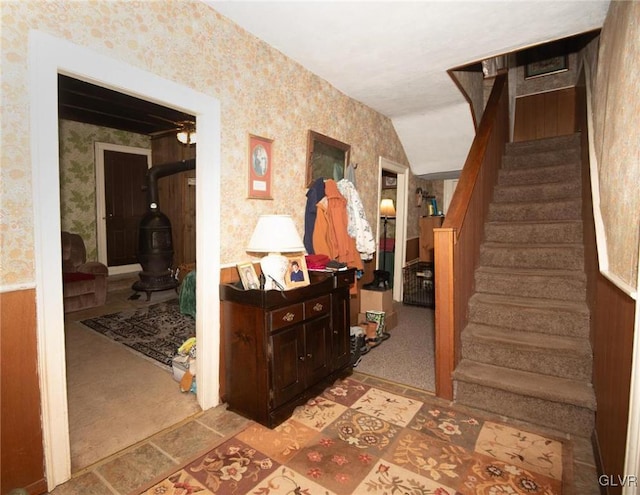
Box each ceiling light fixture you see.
[177,121,197,145]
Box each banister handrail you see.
[442,74,507,236]
[433,73,509,400]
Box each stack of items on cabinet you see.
[350,287,397,366]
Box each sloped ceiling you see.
[208,1,609,177]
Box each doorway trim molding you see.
[29,31,221,490]
[94,142,150,275]
[378,157,408,302]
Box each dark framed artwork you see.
[525,54,568,79]
[306,130,350,187]
[248,134,273,199]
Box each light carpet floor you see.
[65,288,201,472]
[355,304,435,391]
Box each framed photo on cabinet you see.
[248,134,273,199]
[284,254,310,290]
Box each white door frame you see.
[29,31,221,490]
[94,142,150,275]
[378,157,409,302]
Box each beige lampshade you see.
[247,214,305,253]
[380,198,396,218]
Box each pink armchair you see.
[61,232,108,313]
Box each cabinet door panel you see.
[331,291,350,370]
[271,326,305,407]
[304,316,331,385]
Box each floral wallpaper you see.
[0,0,412,286]
[59,120,151,261]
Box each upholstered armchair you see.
[61,232,108,313]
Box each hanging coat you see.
[303,178,325,254]
[337,179,376,261]
[313,180,363,270]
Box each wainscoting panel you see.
[513,87,577,142]
[1,288,47,494]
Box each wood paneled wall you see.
[1,289,47,494]
[152,135,196,270]
[577,73,635,492]
[513,87,577,142]
[433,74,509,399]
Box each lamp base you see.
[260,253,288,290]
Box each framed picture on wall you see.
[248,134,273,199]
[525,53,568,79]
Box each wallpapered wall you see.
[0,0,441,286]
[59,120,151,261]
[591,1,640,289]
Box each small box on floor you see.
[172,354,190,382]
[360,288,393,313]
[359,311,397,331]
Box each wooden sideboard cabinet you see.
[220,269,354,428]
[419,215,444,262]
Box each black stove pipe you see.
[146,158,196,208]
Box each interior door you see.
[103,150,148,266]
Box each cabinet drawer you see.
[334,270,355,288]
[269,303,304,331]
[305,295,331,319]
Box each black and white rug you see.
[80,299,194,368]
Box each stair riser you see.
[461,337,592,381]
[484,222,583,244]
[489,201,581,222]
[454,381,594,437]
[469,300,589,338]
[480,246,584,270]
[493,181,581,202]
[505,135,581,156]
[502,149,581,168]
[475,272,586,301]
[498,166,579,186]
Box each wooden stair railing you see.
[433,74,509,399]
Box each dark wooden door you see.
[104,150,148,266]
[270,326,306,408]
[304,316,331,385]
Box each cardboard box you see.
[360,288,393,313]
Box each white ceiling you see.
[208,1,610,177]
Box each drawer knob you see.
[307,353,312,358]
[299,355,305,361]
[313,303,324,312]
[282,312,295,322]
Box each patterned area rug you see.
[138,377,569,494]
[80,299,194,367]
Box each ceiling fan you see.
[150,118,197,145]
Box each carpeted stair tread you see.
[493,180,581,202]
[470,292,589,314]
[463,323,592,355]
[488,198,581,222]
[454,360,596,410]
[475,266,586,301]
[502,148,581,169]
[505,134,581,155]
[480,242,584,270]
[461,323,592,380]
[484,220,583,244]
[498,163,580,186]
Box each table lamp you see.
[247,214,305,290]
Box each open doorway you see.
[58,78,203,471]
[30,32,221,490]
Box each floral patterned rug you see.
[80,299,194,368]
[138,377,568,494]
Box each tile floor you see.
[49,373,601,495]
